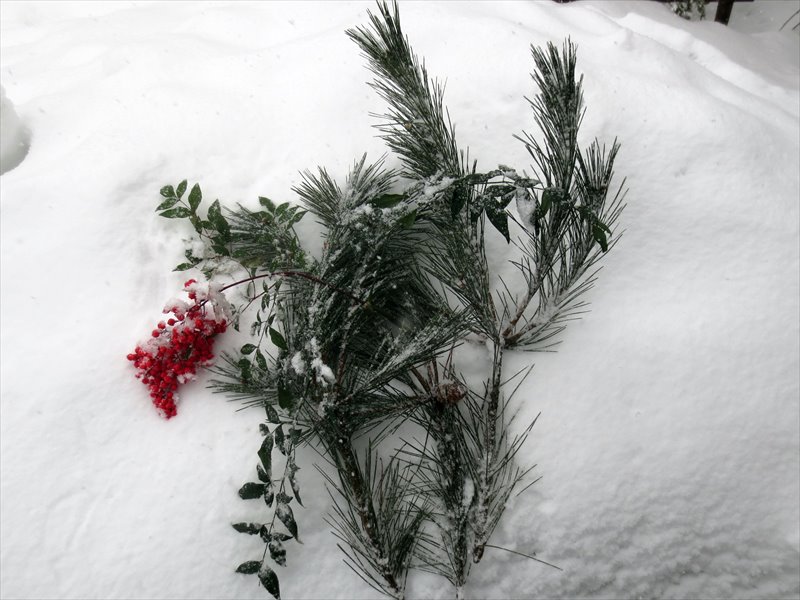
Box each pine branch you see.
[346,1,461,179]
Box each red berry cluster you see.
[127,279,230,418]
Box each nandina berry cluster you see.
[127,279,231,418]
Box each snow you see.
[1,1,798,599]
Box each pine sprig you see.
[346,1,461,179]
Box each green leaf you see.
[450,180,469,220]
[241,344,257,355]
[235,561,261,575]
[258,564,281,599]
[273,425,286,455]
[258,432,273,478]
[269,328,287,351]
[265,405,280,424]
[156,197,180,211]
[269,540,287,567]
[255,350,268,370]
[592,223,609,252]
[188,183,202,211]
[371,193,405,209]
[176,180,188,199]
[239,358,252,382]
[397,209,417,229]
[277,383,293,410]
[159,207,191,219]
[259,196,276,212]
[288,456,302,507]
[276,500,299,541]
[232,522,261,535]
[484,200,510,243]
[256,463,270,483]
[207,199,231,241]
[264,483,275,508]
[237,482,266,500]
[539,188,555,216]
[173,263,194,272]
[160,185,175,198]
[189,214,203,233]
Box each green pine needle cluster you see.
[152,2,627,598]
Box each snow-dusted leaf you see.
[274,425,286,455]
[159,184,175,198]
[258,563,281,599]
[156,196,180,211]
[276,500,299,541]
[269,328,287,350]
[258,432,273,478]
[241,344,256,355]
[176,179,187,199]
[188,183,202,211]
[235,560,261,575]
[231,522,261,535]
[288,456,302,507]
[265,405,280,424]
[159,207,191,219]
[255,349,268,370]
[268,539,287,567]
[237,482,266,500]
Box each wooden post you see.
[715,0,736,24]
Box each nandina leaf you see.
[276,500,299,541]
[238,482,266,500]
[241,344,257,355]
[372,193,405,208]
[235,561,261,575]
[274,425,286,455]
[484,199,510,243]
[265,405,280,424]
[256,464,270,483]
[208,199,230,241]
[264,482,275,507]
[173,262,194,272]
[277,383,293,410]
[450,180,469,220]
[160,185,175,198]
[269,328,287,351]
[259,196,276,212]
[288,456,302,507]
[188,183,202,211]
[258,432,273,478]
[288,428,302,450]
[592,223,609,252]
[176,179,188,199]
[159,207,191,219]
[269,540,287,567]
[255,349,268,371]
[232,522,261,535]
[271,532,292,542]
[156,196,180,211]
[238,358,252,382]
[258,563,281,599]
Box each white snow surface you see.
[1,1,798,599]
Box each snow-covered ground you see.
[1,1,798,598]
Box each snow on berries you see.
[127,279,231,418]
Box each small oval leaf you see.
[235,560,261,575]
[258,563,281,599]
[269,328,287,351]
[237,482,266,500]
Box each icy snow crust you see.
[1,1,798,598]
